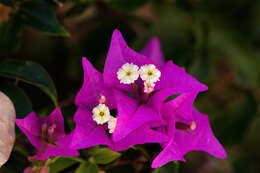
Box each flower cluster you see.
[16,30,226,169]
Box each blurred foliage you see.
[0,0,260,172]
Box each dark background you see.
[0,0,260,172]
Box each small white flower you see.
[108,116,117,134]
[92,104,111,125]
[117,63,139,84]
[139,64,161,83]
[144,82,155,94]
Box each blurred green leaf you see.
[244,112,260,161]
[209,29,259,88]
[153,161,180,173]
[64,2,91,18]
[49,157,79,173]
[91,147,121,164]
[0,60,58,107]
[211,92,257,145]
[0,14,21,52]
[106,0,148,11]
[76,162,98,173]
[20,0,69,36]
[133,8,194,66]
[0,80,32,117]
[189,53,213,84]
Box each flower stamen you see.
[176,121,197,131]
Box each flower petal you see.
[46,108,66,141]
[151,139,185,168]
[162,92,199,121]
[76,57,116,109]
[156,60,208,92]
[112,90,162,142]
[103,29,154,92]
[16,112,45,150]
[174,109,227,159]
[112,90,137,141]
[112,125,169,151]
[37,144,79,160]
[148,88,181,115]
[141,37,165,67]
[71,107,111,149]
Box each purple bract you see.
[16,108,79,160]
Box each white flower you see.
[117,63,139,84]
[108,116,117,134]
[139,64,161,83]
[143,82,155,94]
[92,104,111,125]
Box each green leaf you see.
[209,29,259,88]
[49,157,79,173]
[212,92,257,145]
[76,162,98,173]
[153,161,180,173]
[91,148,121,164]
[0,60,58,107]
[0,14,21,52]
[20,0,69,36]
[0,80,32,117]
[164,94,182,103]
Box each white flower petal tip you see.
[108,116,117,134]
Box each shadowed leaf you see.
[0,60,58,106]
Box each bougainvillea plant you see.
[16,29,226,172]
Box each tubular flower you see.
[15,108,79,160]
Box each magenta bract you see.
[16,29,226,169]
[71,57,169,151]
[16,108,79,160]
